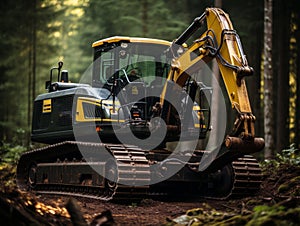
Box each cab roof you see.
[92,36,171,48]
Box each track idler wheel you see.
[28,163,37,189]
[104,159,118,196]
[208,163,234,197]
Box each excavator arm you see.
[160,8,264,153]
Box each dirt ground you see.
[37,195,205,225]
[34,195,267,225]
[1,162,300,225]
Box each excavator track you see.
[17,141,150,202]
[146,150,262,200]
[203,154,262,200]
[17,142,261,201]
[227,155,262,198]
[104,144,150,200]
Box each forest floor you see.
[1,159,300,226]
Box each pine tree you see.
[263,0,275,159]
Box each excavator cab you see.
[92,37,170,106]
[91,37,171,138]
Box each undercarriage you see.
[17,141,262,201]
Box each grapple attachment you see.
[225,136,265,154]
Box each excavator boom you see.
[160,8,264,153]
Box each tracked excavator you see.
[17,8,265,201]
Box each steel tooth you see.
[233,167,262,172]
[232,161,259,165]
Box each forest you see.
[0,0,300,159]
[1,0,300,225]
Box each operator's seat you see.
[118,72,146,120]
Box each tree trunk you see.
[27,49,32,146]
[296,42,300,149]
[214,0,222,7]
[294,2,300,149]
[263,0,275,159]
[32,0,36,106]
[27,0,37,146]
[275,0,290,153]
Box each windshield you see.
[92,42,171,88]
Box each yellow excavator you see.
[17,8,264,201]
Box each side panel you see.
[31,93,74,144]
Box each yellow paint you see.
[42,99,52,113]
[75,97,124,123]
[131,86,138,95]
[161,8,252,116]
[92,36,171,48]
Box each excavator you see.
[17,8,265,201]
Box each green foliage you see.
[278,144,300,165]
[169,203,300,225]
[252,205,285,218]
[0,142,27,165]
[247,205,300,226]
[261,144,300,169]
[0,128,28,165]
[168,205,251,225]
[0,0,63,144]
